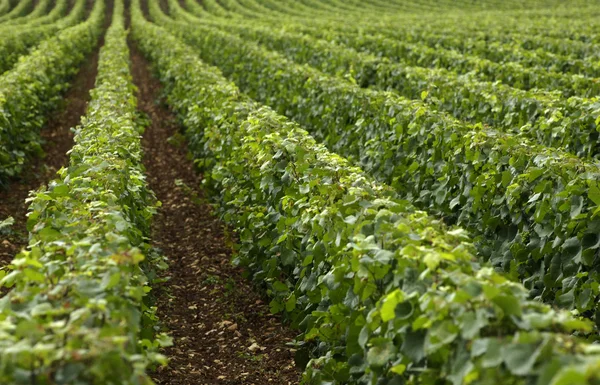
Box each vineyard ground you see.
[130,42,301,385]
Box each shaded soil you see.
[0,45,101,266]
[130,43,301,385]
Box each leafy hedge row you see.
[290,0,369,18]
[0,0,33,23]
[172,6,600,159]
[237,0,276,16]
[179,3,600,154]
[341,15,600,57]
[0,0,85,75]
[209,0,597,39]
[375,31,600,79]
[321,24,600,78]
[0,1,169,382]
[152,2,600,322]
[218,0,258,18]
[0,0,67,29]
[235,22,598,98]
[194,1,600,78]
[186,0,221,17]
[131,6,600,385]
[392,27,599,62]
[333,4,598,52]
[195,0,580,26]
[1,0,51,26]
[441,36,597,75]
[253,0,322,18]
[298,0,348,14]
[0,0,9,16]
[186,0,412,26]
[372,10,597,39]
[377,12,595,39]
[189,0,322,20]
[0,0,99,186]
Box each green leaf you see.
[503,342,543,376]
[299,184,310,194]
[358,325,369,349]
[395,301,413,320]
[276,233,288,244]
[492,295,522,317]
[380,289,404,322]
[427,320,459,353]
[588,184,600,206]
[102,271,121,290]
[459,311,486,339]
[448,351,474,385]
[549,368,587,385]
[51,184,69,197]
[408,161,419,173]
[570,195,583,218]
[280,249,296,266]
[401,330,425,362]
[481,341,503,368]
[561,237,582,263]
[269,299,284,314]
[366,339,395,368]
[23,268,45,282]
[501,170,512,187]
[285,294,296,312]
[38,227,61,242]
[390,364,406,375]
[0,216,14,232]
[272,281,288,292]
[0,270,19,287]
[527,168,544,182]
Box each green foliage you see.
[169,2,600,159]
[0,0,52,26]
[0,0,33,23]
[131,4,600,384]
[0,0,86,75]
[0,1,169,382]
[153,2,600,325]
[185,2,600,101]
[231,25,600,156]
[0,0,95,185]
[0,0,9,16]
[0,216,14,235]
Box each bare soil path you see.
[130,43,301,385]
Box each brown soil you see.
[0,42,102,266]
[129,44,301,385]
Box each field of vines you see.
[1,0,600,383]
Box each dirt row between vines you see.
[129,44,301,385]
[0,0,112,265]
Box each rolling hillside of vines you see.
[0,0,600,384]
